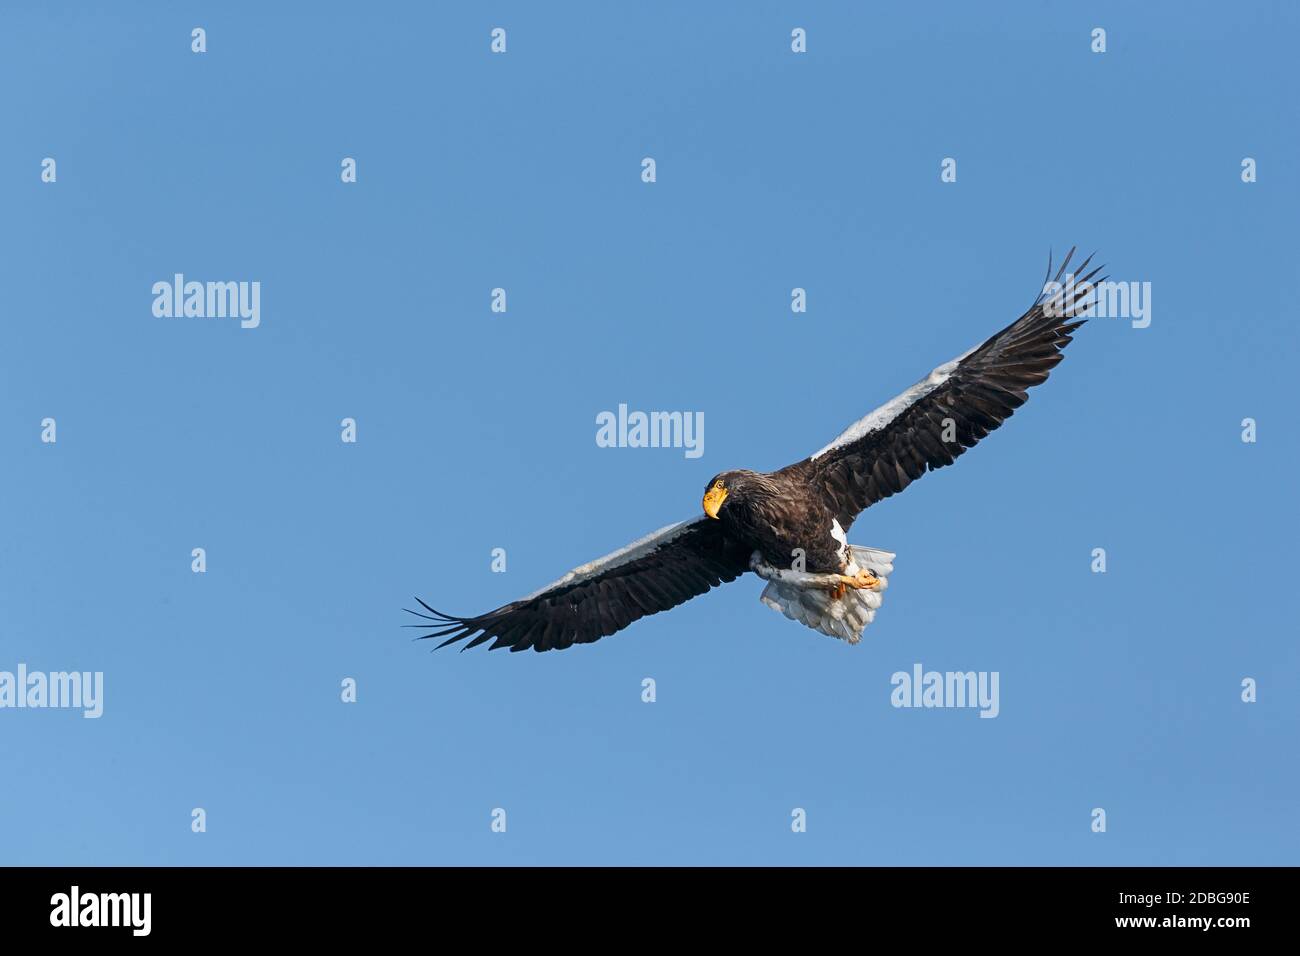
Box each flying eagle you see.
[410,250,1099,651]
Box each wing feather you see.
[785,248,1099,529]
[409,516,751,653]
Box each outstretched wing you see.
[786,249,1100,530]
[408,517,752,653]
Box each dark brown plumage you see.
[410,249,1098,652]
[408,520,752,652]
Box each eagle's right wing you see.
[409,516,752,652]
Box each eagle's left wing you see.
[408,516,752,652]
[784,249,1100,530]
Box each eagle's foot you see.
[840,569,881,591]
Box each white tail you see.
[753,546,896,644]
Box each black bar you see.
[0,866,1281,941]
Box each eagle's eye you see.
[715,480,725,490]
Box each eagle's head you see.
[702,470,767,520]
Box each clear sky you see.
[1,1,1296,865]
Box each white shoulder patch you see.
[810,344,978,461]
[520,516,705,601]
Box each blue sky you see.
[1,1,1296,865]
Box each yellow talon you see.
[830,570,882,599]
[842,570,881,591]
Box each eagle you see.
[410,250,1100,652]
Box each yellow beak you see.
[702,486,728,519]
